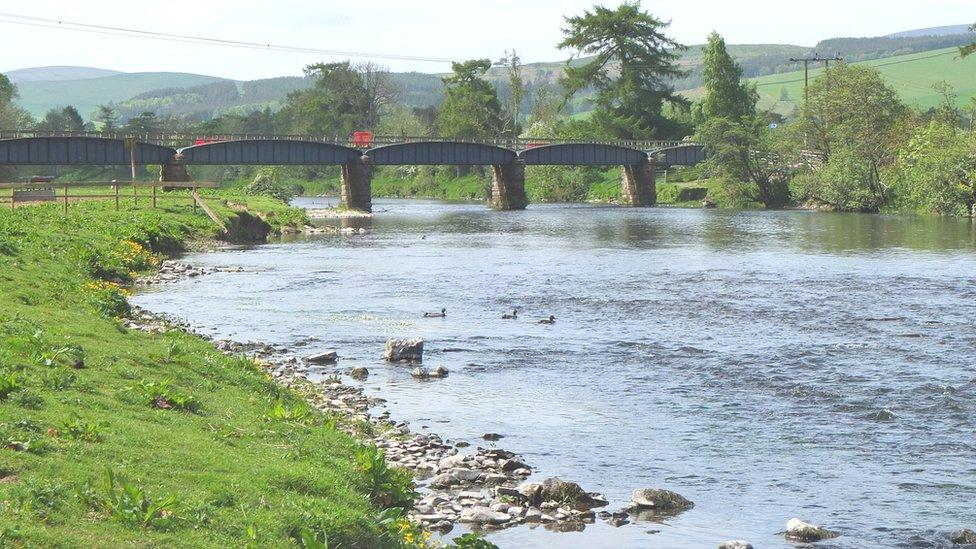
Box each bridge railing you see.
[0,130,694,153]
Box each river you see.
[132,197,976,548]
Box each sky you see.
[0,0,972,80]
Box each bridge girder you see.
[651,144,706,167]
[177,139,362,165]
[367,141,517,166]
[0,137,175,166]
[519,143,648,166]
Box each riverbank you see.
[0,195,419,547]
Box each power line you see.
[756,48,960,88]
[0,12,455,64]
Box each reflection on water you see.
[134,198,976,548]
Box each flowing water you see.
[133,198,976,548]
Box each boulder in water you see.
[629,488,694,513]
[784,518,836,542]
[718,541,753,549]
[385,338,423,362]
[951,529,976,545]
[304,350,338,364]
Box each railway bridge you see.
[0,133,705,211]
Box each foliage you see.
[266,399,312,423]
[37,106,86,131]
[693,32,758,125]
[283,61,400,135]
[558,1,687,138]
[801,64,908,211]
[889,120,976,216]
[960,23,976,58]
[355,444,416,509]
[60,414,106,442]
[95,105,119,131]
[445,533,500,548]
[82,469,179,529]
[244,168,301,202]
[698,115,795,208]
[437,59,505,139]
[130,379,200,412]
[0,370,22,400]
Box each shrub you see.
[84,469,179,530]
[266,399,312,423]
[131,379,199,412]
[61,414,106,442]
[355,445,416,509]
[0,369,22,400]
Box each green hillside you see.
[749,47,976,115]
[14,72,229,120]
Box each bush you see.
[244,170,298,203]
[355,445,416,509]
[0,369,22,400]
[130,379,200,412]
[81,469,179,530]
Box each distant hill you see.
[887,24,971,38]
[14,72,229,119]
[4,66,122,84]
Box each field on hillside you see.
[748,47,976,115]
[15,72,228,119]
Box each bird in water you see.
[538,315,556,325]
[423,308,446,318]
[502,309,518,319]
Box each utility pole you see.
[790,53,843,144]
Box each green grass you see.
[0,196,412,548]
[747,47,975,115]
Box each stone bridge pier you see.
[341,156,373,212]
[490,160,528,211]
[160,154,191,184]
[620,160,656,207]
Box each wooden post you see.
[63,183,69,214]
[192,187,197,213]
[152,184,157,208]
[114,183,119,211]
[127,138,138,207]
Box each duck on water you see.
[423,308,447,318]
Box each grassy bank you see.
[0,195,416,548]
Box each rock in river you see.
[629,488,694,513]
[718,541,753,549]
[459,506,510,525]
[951,529,976,545]
[385,338,423,362]
[349,366,369,380]
[784,518,837,542]
[304,350,338,364]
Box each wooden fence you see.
[0,181,220,214]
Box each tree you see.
[95,105,119,131]
[961,23,976,58]
[501,49,525,137]
[436,59,504,139]
[693,31,758,125]
[803,64,907,211]
[891,120,976,216]
[283,61,400,136]
[125,111,159,134]
[558,1,687,139]
[699,115,795,208]
[38,106,85,132]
